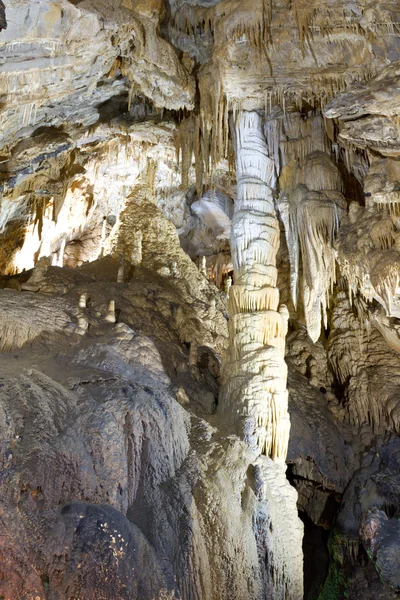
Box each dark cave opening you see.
[286,465,337,599]
[300,511,330,600]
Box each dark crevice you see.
[300,511,330,600]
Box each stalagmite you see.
[224,275,232,297]
[99,217,107,258]
[79,293,88,309]
[77,315,88,335]
[220,111,290,463]
[117,255,125,283]
[57,239,66,268]
[200,255,207,277]
[105,300,116,323]
[76,294,89,335]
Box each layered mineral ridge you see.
[0,1,400,599]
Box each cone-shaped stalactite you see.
[220,111,290,463]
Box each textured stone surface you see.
[0,263,303,600]
[0,0,194,150]
[320,439,400,598]
[2,0,400,598]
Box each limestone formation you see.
[105,299,116,323]
[117,255,125,283]
[79,293,88,309]
[2,0,400,598]
[77,314,89,334]
[224,275,232,297]
[131,231,143,267]
[221,111,291,464]
[277,128,346,341]
[200,254,207,276]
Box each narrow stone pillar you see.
[58,239,66,267]
[105,300,116,323]
[99,216,107,258]
[131,231,143,267]
[224,275,232,297]
[200,255,207,277]
[220,111,290,463]
[79,293,88,308]
[117,255,125,283]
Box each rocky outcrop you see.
[0,0,194,151]
[320,439,400,599]
[0,260,302,600]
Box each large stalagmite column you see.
[220,111,290,463]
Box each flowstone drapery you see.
[220,111,290,463]
[277,116,346,343]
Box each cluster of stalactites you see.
[169,0,400,61]
[174,40,377,199]
[175,75,235,196]
[169,0,272,52]
[278,148,346,343]
[221,111,290,463]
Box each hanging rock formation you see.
[278,150,346,342]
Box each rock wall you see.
[1,1,400,599]
[0,251,302,600]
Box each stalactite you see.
[336,203,400,320]
[175,115,198,193]
[293,4,316,56]
[170,0,273,59]
[278,147,345,342]
[220,111,290,464]
[175,75,230,195]
[169,4,215,41]
[205,252,233,288]
[371,258,400,316]
[328,290,400,433]
[199,73,229,186]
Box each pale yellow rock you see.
[105,300,116,323]
[220,111,291,467]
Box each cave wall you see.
[1,1,400,599]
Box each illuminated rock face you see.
[221,111,290,462]
[0,0,194,151]
[218,112,304,600]
[278,150,346,342]
[0,257,303,600]
[3,1,400,599]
